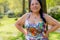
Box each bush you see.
[16,13,22,17]
[0,13,4,18]
[8,13,16,18]
[48,7,60,21]
[15,12,25,17]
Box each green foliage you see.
[15,12,23,17]
[46,0,56,9]
[48,6,60,21]
[8,13,16,18]
[47,0,60,21]
[0,13,4,18]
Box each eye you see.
[36,3,39,5]
[31,3,34,6]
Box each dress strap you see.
[26,12,31,20]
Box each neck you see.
[32,12,40,16]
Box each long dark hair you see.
[29,0,46,23]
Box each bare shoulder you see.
[19,12,30,20]
[16,12,30,25]
[43,13,58,22]
[43,13,53,20]
[43,13,50,17]
[43,13,59,26]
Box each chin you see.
[32,9,39,12]
[33,11,39,13]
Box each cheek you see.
[38,5,41,10]
[36,5,41,11]
[30,6,34,10]
[38,7,41,11]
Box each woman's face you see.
[30,0,41,13]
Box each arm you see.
[44,14,60,36]
[15,13,28,35]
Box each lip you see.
[33,8,38,10]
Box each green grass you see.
[49,32,60,40]
[0,16,25,40]
[0,16,60,40]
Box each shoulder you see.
[16,12,30,25]
[21,12,29,17]
[19,12,30,19]
[43,13,50,17]
[43,13,53,20]
[18,12,31,21]
[43,13,58,26]
[43,13,53,23]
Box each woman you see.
[15,0,60,40]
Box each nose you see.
[33,4,37,8]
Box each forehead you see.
[31,0,39,3]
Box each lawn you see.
[0,16,60,40]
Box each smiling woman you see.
[15,0,60,40]
[0,0,60,40]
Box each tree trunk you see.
[42,0,47,13]
[23,0,25,14]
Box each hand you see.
[24,29,27,36]
[44,32,49,38]
[44,34,49,38]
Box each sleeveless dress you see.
[24,13,48,40]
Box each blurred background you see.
[0,0,60,40]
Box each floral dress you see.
[24,13,48,40]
